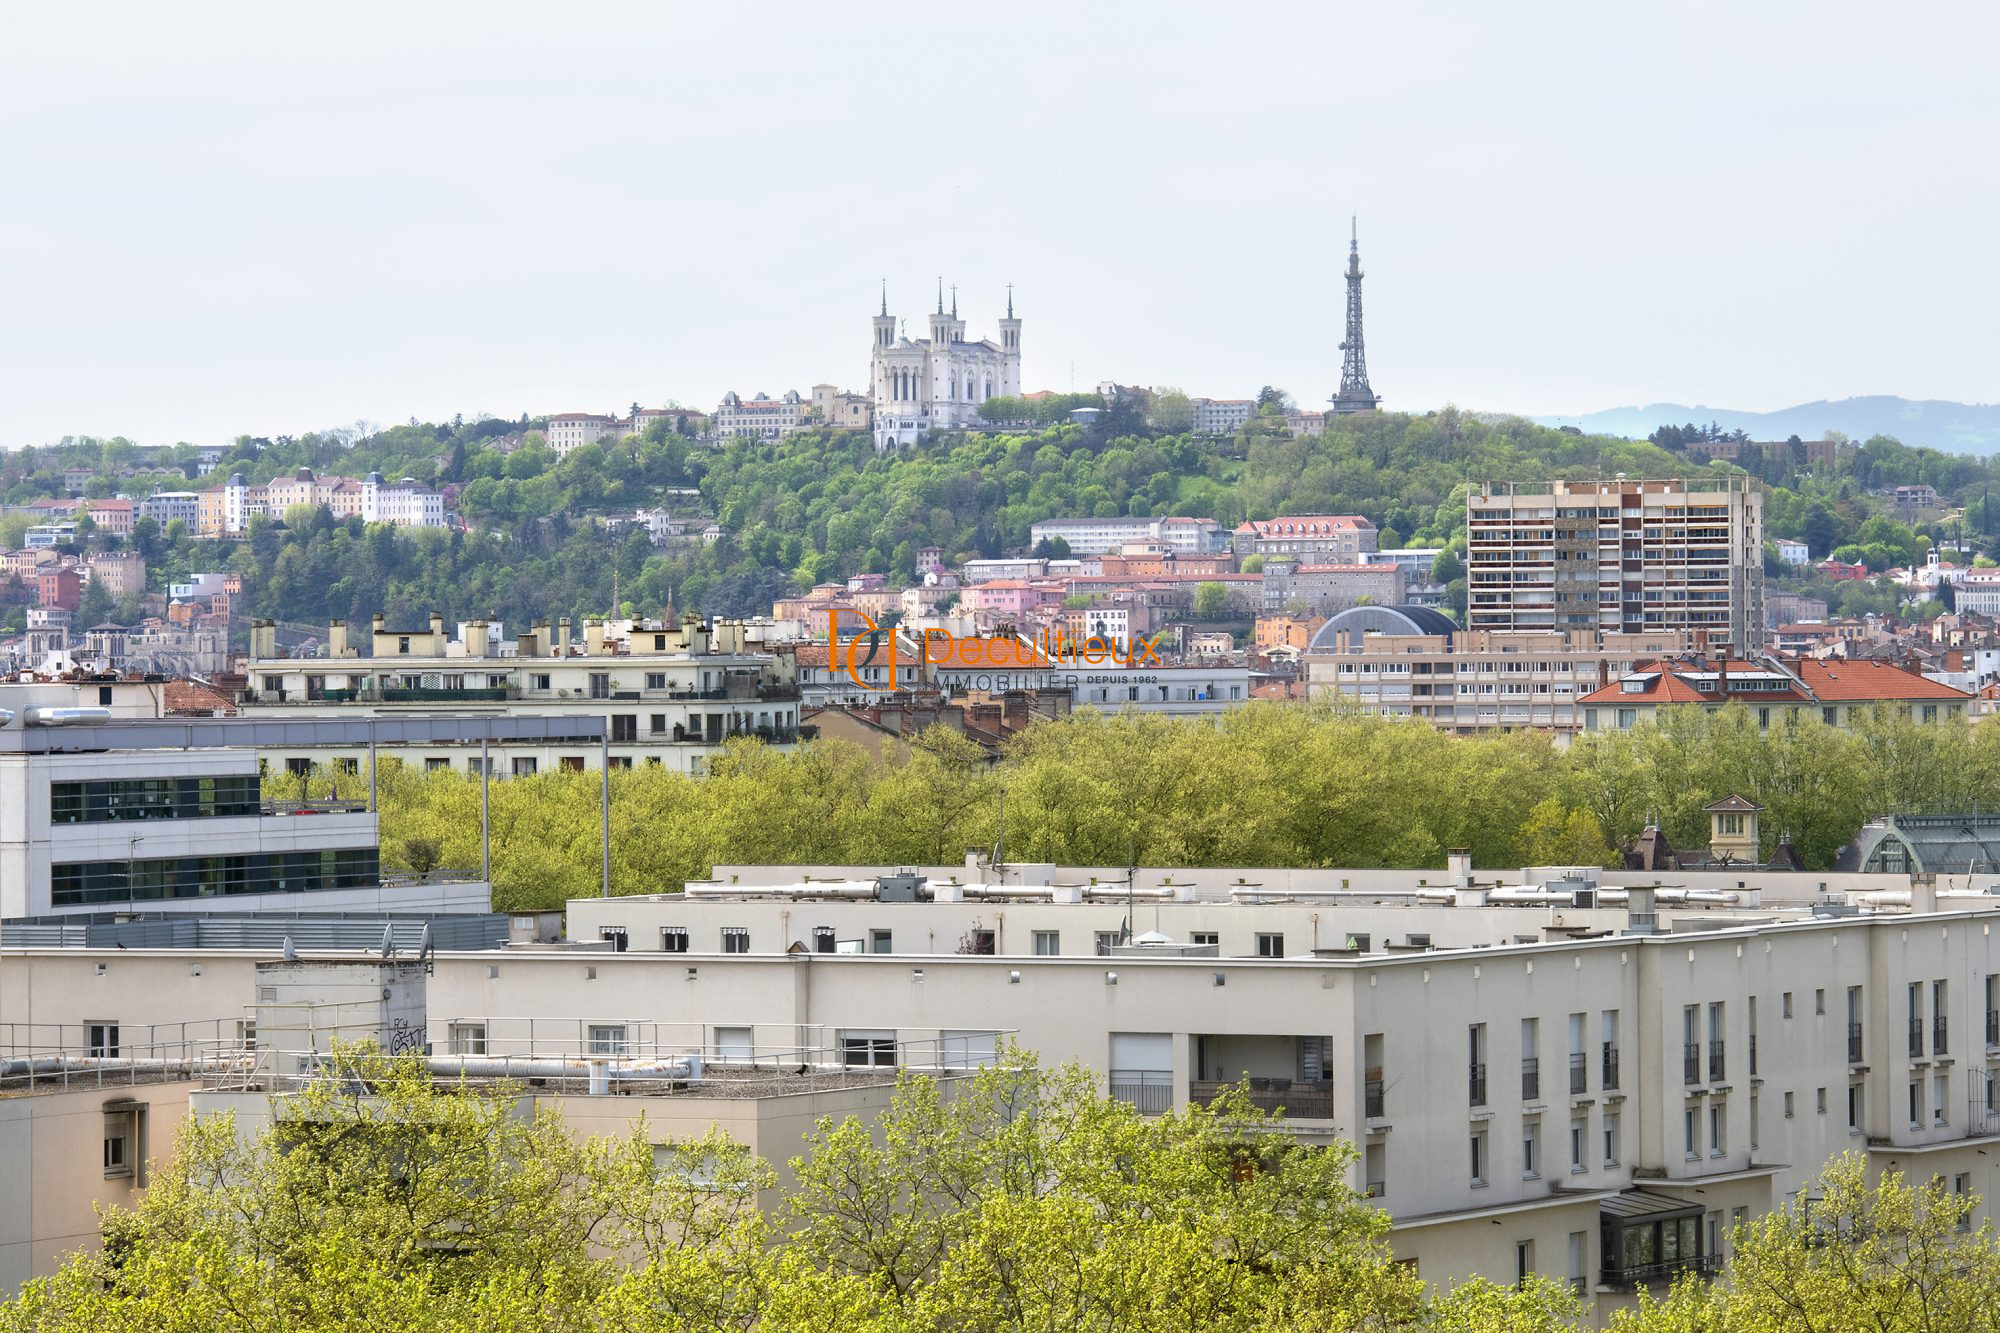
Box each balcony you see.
[1469,1062,1488,1107]
[1569,1052,1588,1095]
[1848,1023,1864,1064]
[1599,1254,1722,1291]
[1683,1043,1700,1085]
[1188,1079,1335,1120]
[1910,1018,1926,1059]
[1602,1044,1620,1091]
[1708,1040,1726,1083]
[1521,1057,1541,1101]
[1110,1070,1174,1114]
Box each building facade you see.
[1466,479,1766,651]
[1234,515,1379,562]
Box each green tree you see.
[1615,1153,2000,1332]
[1193,580,1230,619]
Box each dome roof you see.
[1307,604,1459,653]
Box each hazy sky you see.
[4,2,1996,447]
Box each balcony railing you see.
[1569,1052,1588,1095]
[1364,1076,1385,1119]
[1187,1079,1334,1120]
[1910,1018,1926,1058]
[1600,1254,1722,1290]
[1708,1040,1726,1083]
[1684,1043,1701,1085]
[1849,1023,1864,1064]
[1110,1069,1174,1114]
[1934,1016,1949,1056]
[1521,1057,1541,1101]
[1469,1062,1488,1107]
[1602,1043,1620,1090]
[1749,1033,1758,1076]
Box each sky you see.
[3,1,1996,448]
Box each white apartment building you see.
[1466,478,1766,651]
[1189,398,1256,436]
[237,614,801,777]
[361,472,446,527]
[17,857,2000,1324]
[1305,606,1697,735]
[1029,516,1228,557]
[137,491,199,528]
[545,413,618,456]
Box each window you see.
[1469,1023,1489,1106]
[1785,1090,1796,1118]
[611,715,637,743]
[1522,1122,1539,1178]
[840,1031,897,1067]
[88,1022,120,1058]
[1470,1130,1488,1185]
[560,756,585,772]
[1256,932,1285,958]
[449,1023,487,1055]
[721,927,749,954]
[1954,1173,1974,1230]
[1095,931,1121,956]
[103,1105,136,1179]
[588,1024,628,1055]
[1815,988,1826,1016]
[599,926,628,952]
[512,757,537,777]
[1709,1102,1726,1156]
[1515,1239,1535,1288]
[812,925,836,954]
[660,926,688,952]
[425,757,449,772]
[1935,1073,1950,1126]
[529,673,550,691]
[1570,1117,1587,1172]
[1603,1111,1620,1166]
[646,672,667,690]
[869,929,893,954]
[1190,931,1218,946]
[1817,1087,1828,1115]
[1782,991,1793,1019]
[1683,1107,1699,1158]
[1567,1231,1588,1297]
[1033,930,1060,956]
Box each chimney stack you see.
[557,616,572,656]
[1447,848,1472,888]
[584,618,606,656]
[1912,871,1939,915]
[250,619,277,660]
[328,619,350,658]
[466,619,490,658]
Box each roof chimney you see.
[465,620,490,658]
[557,616,572,655]
[327,619,349,659]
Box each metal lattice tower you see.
[1331,216,1381,415]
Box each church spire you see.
[1006,282,1014,319]
[950,284,957,318]
[936,275,944,314]
[880,279,887,316]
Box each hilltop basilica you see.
[870,282,1021,450]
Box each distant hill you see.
[1534,397,2000,454]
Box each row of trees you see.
[10,1044,1996,1331]
[335,703,2000,912]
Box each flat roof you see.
[0,714,607,753]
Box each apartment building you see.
[18,857,2000,1324]
[713,390,810,440]
[1234,514,1379,562]
[236,614,801,776]
[1578,657,1972,732]
[1466,479,1765,651]
[1029,515,1228,557]
[1304,605,1697,734]
[1189,398,1256,436]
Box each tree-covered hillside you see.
[8,405,1999,631]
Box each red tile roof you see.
[1579,657,1970,707]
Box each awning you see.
[1599,1190,1705,1224]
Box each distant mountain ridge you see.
[1533,396,2000,455]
